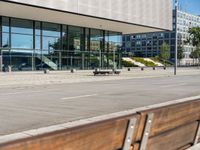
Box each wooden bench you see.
[93,70,121,76]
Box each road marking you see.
[61,94,98,100]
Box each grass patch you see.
[122,60,138,67]
[132,57,157,67]
[150,57,173,67]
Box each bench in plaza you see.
[93,70,121,76]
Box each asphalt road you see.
[0,74,200,136]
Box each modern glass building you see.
[0,0,172,71]
[0,16,122,71]
[123,9,200,65]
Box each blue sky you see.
[174,0,200,15]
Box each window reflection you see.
[90,29,103,51]
[42,22,61,51]
[2,17,10,48]
[0,16,122,71]
[2,17,9,33]
[68,26,84,51]
[11,34,33,49]
[2,33,9,48]
[11,18,33,49]
[11,18,33,34]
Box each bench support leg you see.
[193,121,200,145]
[139,113,154,150]
[122,118,137,150]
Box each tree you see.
[190,46,200,66]
[186,27,200,66]
[159,42,170,66]
[186,27,200,47]
[177,44,184,65]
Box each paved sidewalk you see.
[0,67,199,88]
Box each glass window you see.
[10,18,33,49]
[2,17,9,33]
[142,41,146,46]
[35,22,41,50]
[108,31,122,52]
[2,33,9,48]
[42,22,61,50]
[35,22,41,36]
[43,22,60,37]
[171,32,175,38]
[11,34,33,49]
[159,40,163,45]
[68,26,84,51]
[11,18,33,34]
[164,33,169,38]
[90,29,103,51]
[35,36,41,50]
[85,28,90,51]
[43,36,59,50]
[126,35,130,41]
[62,25,68,50]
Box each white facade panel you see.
[4,0,172,31]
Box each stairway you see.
[37,55,58,70]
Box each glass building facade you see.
[0,16,122,71]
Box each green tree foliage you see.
[186,27,200,47]
[177,44,184,60]
[190,48,200,59]
[159,42,170,61]
[186,27,200,66]
[190,46,200,65]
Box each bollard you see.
[71,68,76,73]
[153,67,156,70]
[44,69,50,74]
[163,66,166,70]
[141,67,144,71]
[95,68,100,72]
[2,66,6,72]
[8,66,12,73]
[128,68,131,71]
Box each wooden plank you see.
[138,100,200,137]
[0,114,140,150]
[147,122,198,150]
[131,143,140,150]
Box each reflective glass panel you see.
[35,22,41,36]
[2,33,9,48]
[68,26,84,51]
[35,35,41,50]
[43,22,60,37]
[11,34,33,49]
[90,29,103,51]
[42,22,61,50]
[11,18,33,34]
[42,36,59,51]
[2,17,9,33]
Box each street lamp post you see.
[174,0,179,75]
